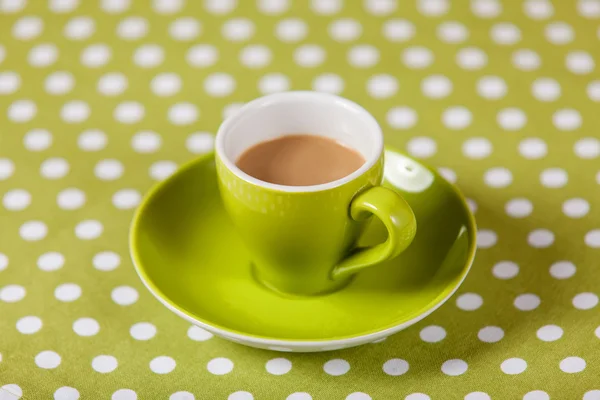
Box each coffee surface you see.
[236,135,365,186]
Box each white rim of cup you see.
[215,91,384,193]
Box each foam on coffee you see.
[236,134,365,186]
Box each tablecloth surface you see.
[1,0,600,399]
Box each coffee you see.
[236,135,365,186]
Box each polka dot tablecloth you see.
[1,0,600,399]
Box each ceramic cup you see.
[215,91,417,296]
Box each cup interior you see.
[216,92,383,191]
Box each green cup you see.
[215,92,417,296]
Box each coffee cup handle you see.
[330,186,417,281]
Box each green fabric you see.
[1,0,600,399]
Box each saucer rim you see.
[129,146,477,348]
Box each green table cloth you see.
[1,0,600,399]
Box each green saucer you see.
[130,147,476,352]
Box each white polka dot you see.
[0,0,26,13]
[81,44,110,68]
[523,391,550,400]
[560,357,586,373]
[553,109,582,131]
[588,80,600,101]
[149,161,177,181]
[512,49,541,70]
[346,393,371,400]
[111,286,138,306]
[584,391,600,400]
[578,0,600,18]
[266,358,292,375]
[536,325,563,342]
[186,44,218,67]
[540,168,568,188]
[442,106,472,130]
[566,51,595,74]
[549,261,576,279]
[465,393,491,400]
[471,0,501,17]
[596,327,600,339]
[130,322,156,340]
[437,168,456,183]
[493,261,519,279]
[0,71,20,95]
[364,0,397,15]
[490,23,521,45]
[49,0,79,13]
[12,16,43,40]
[407,137,436,158]
[114,102,144,124]
[484,167,512,188]
[23,129,51,152]
[45,71,74,95]
[456,47,487,70]
[545,22,574,45]
[406,395,430,400]
[478,326,504,343]
[35,350,61,369]
[188,325,214,341]
[531,77,560,102]
[112,189,141,210]
[524,0,553,19]
[562,198,590,218]
[585,230,600,248]
[312,73,344,94]
[64,16,95,40]
[0,158,15,180]
[73,318,100,337]
[419,325,446,343]
[286,393,312,400]
[207,357,234,375]
[101,0,130,13]
[574,138,600,159]
[55,283,81,302]
[367,74,398,99]
[497,108,526,131]
[223,103,244,119]
[78,130,107,151]
[132,131,161,153]
[54,386,80,400]
[467,199,477,214]
[418,0,448,16]
[348,45,379,68]
[514,294,541,311]
[92,355,118,373]
[112,389,137,400]
[36,252,64,272]
[228,392,253,400]
[3,189,30,211]
[258,73,289,94]
[505,198,533,218]
[152,0,183,13]
[520,138,547,158]
[170,392,194,400]
[19,220,48,241]
[382,19,414,42]
[462,138,492,159]
[74,220,103,240]
[402,46,433,69]
[204,73,236,96]
[324,359,350,376]
[149,356,176,374]
[150,73,181,97]
[275,18,307,42]
[294,45,325,67]
[98,73,128,96]
[456,293,483,311]
[501,358,527,375]
[95,159,124,180]
[382,358,409,375]
[0,253,7,271]
[61,100,90,123]
[57,188,85,210]
[93,251,120,271]
[133,44,164,68]
[528,229,554,248]
[204,0,236,14]
[437,21,468,43]
[117,17,147,40]
[8,99,37,123]
[573,293,598,309]
[0,284,25,302]
[441,359,467,376]
[258,0,289,14]
[169,17,200,41]
[186,132,214,154]
[168,103,198,125]
[421,75,452,99]
[222,18,254,41]
[16,316,42,334]
[387,107,417,129]
[477,229,497,248]
[329,18,362,42]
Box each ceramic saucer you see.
[129,147,476,352]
